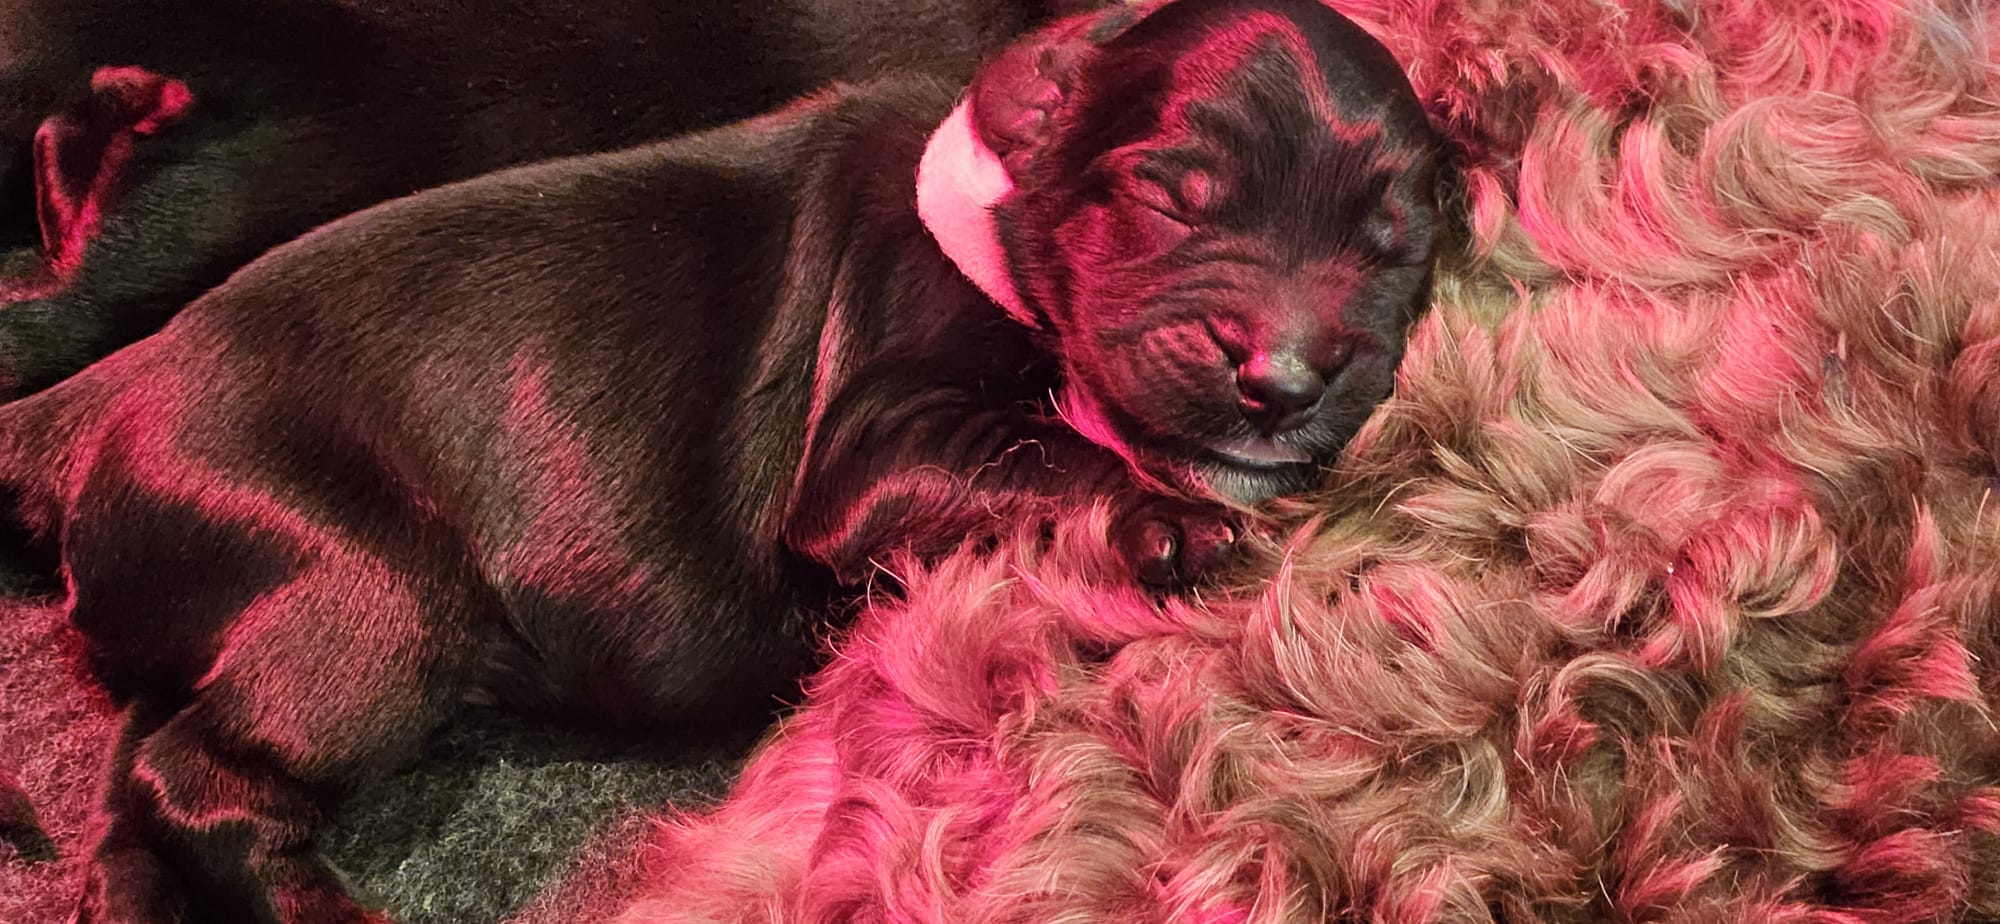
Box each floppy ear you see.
[32,66,194,275]
[921,4,1153,328]
[968,5,1145,177]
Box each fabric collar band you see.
[915,99,1036,327]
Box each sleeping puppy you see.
[0,0,1096,402]
[0,0,1439,919]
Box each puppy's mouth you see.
[1059,380,1326,504]
[1190,452,1317,505]
[1205,435,1314,469]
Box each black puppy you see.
[0,0,1095,402]
[0,0,1438,919]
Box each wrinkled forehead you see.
[1065,4,1430,173]
[1162,12,1371,139]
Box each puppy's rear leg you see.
[75,558,486,924]
[77,702,235,923]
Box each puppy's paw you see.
[1114,499,1238,590]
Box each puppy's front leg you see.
[785,388,1235,586]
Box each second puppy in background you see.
[0,0,1441,919]
[0,0,1098,402]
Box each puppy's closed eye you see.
[1357,202,1425,265]
[1360,208,1396,253]
[1126,160,1222,216]
[1167,168,1218,214]
[1109,183,1193,253]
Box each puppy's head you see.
[934,0,1440,504]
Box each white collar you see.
[915,99,1036,327]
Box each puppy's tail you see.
[0,374,106,862]
[0,486,55,597]
[0,377,102,595]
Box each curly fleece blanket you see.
[575,0,2000,920]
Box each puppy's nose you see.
[1236,350,1325,433]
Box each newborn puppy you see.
[0,0,1438,919]
[0,0,1093,401]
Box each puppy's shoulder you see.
[791,73,967,160]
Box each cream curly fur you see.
[586,0,2000,919]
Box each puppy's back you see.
[28,76,968,684]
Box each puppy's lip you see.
[1205,435,1314,468]
[1190,453,1316,505]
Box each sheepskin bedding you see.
[582,1,2000,920]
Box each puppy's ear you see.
[32,67,194,271]
[968,5,1144,177]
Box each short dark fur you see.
[0,0,1090,401]
[0,1,1439,919]
[981,0,1439,503]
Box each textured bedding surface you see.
[9,0,2000,921]
[0,593,755,923]
[588,0,2000,920]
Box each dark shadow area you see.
[0,140,37,253]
